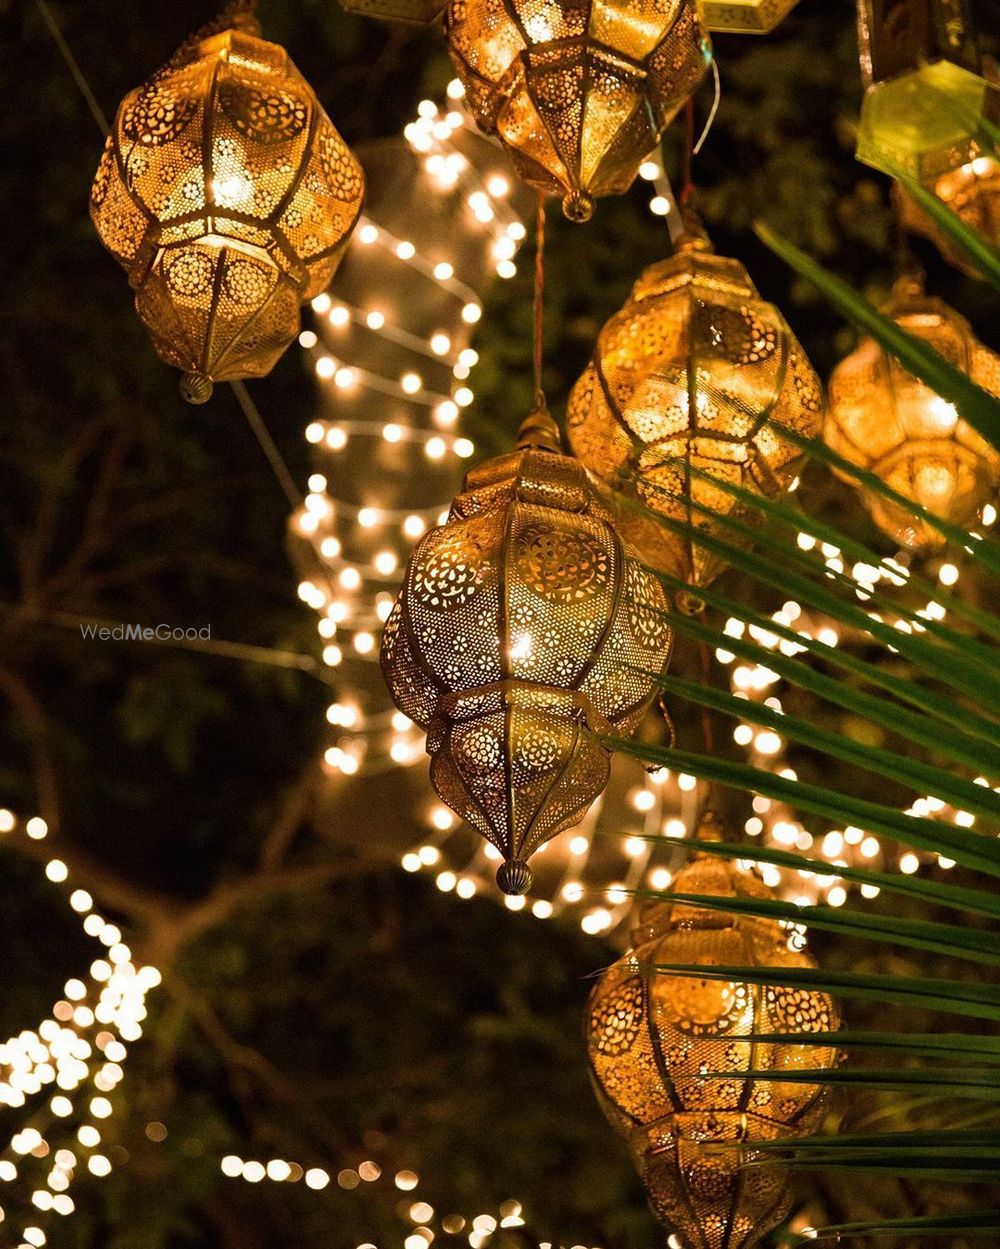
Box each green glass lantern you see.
[856,0,998,183]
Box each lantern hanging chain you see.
[693,60,721,156]
[34,0,307,517]
[680,94,696,207]
[34,0,110,136]
[533,193,547,412]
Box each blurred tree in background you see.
[0,1,997,1246]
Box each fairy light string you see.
[0,810,161,1246]
[290,86,531,776]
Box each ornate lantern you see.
[826,277,1000,551]
[699,0,800,34]
[91,8,365,402]
[586,813,839,1249]
[895,157,1000,276]
[380,409,674,895]
[566,225,824,597]
[855,0,999,188]
[445,0,711,221]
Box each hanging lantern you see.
[586,813,839,1249]
[380,409,674,895]
[699,0,800,34]
[445,0,711,221]
[566,224,824,597]
[895,158,1000,276]
[855,0,998,188]
[90,8,365,402]
[826,278,1000,551]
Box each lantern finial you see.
[516,407,562,454]
[180,372,214,406]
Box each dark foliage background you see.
[1,1,997,1246]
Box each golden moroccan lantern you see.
[826,277,1000,551]
[91,8,365,402]
[699,0,800,34]
[586,813,839,1249]
[380,408,674,895]
[895,157,1000,277]
[445,0,711,221]
[566,224,824,596]
[855,0,999,189]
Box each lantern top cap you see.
[692,809,725,844]
[173,2,262,66]
[516,407,563,453]
[673,210,713,255]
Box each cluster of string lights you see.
[716,509,998,905]
[218,1152,564,1249]
[0,809,160,1248]
[289,82,529,777]
[396,760,701,938]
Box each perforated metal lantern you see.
[699,0,799,34]
[586,815,839,1249]
[91,11,364,402]
[567,228,824,595]
[445,0,711,221]
[896,156,1000,277]
[826,278,1000,551]
[380,410,674,894]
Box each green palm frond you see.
[603,187,1000,1242]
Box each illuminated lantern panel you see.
[587,816,838,1249]
[857,59,998,185]
[567,228,824,594]
[896,156,1000,275]
[381,410,674,895]
[826,281,1000,551]
[446,0,711,220]
[699,0,800,34]
[91,15,364,401]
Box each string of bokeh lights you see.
[0,809,160,1249]
[291,84,529,778]
[218,1153,550,1249]
[716,507,999,906]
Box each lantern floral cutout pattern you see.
[826,279,1000,551]
[91,11,364,401]
[567,228,824,594]
[445,0,711,220]
[380,411,674,895]
[587,816,839,1249]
